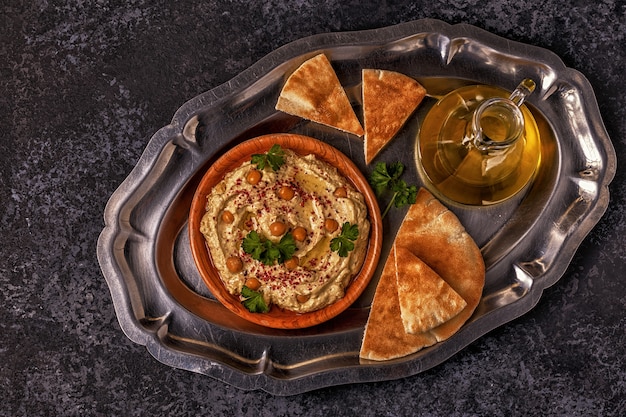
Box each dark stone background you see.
[1,1,624,416]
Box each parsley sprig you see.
[241,285,269,313]
[242,231,296,265]
[251,144,285,171]
[330,222,359,257]
[369,162,418,218]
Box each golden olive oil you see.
[418,85,541,206]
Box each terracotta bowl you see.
[188,133,383,329]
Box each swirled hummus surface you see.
[200,148,369,313]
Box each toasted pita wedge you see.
[276,54,364,136]
[360,188,484,361]
[362,69,426,164]
[395,188,485,343]
[359,244,437,361]
[395,246,466,334]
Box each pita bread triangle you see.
[362,69,426,164]
[359,244,437,361]
[395,246,467,335]
[276,54,364,136]
[360,188,485,361]
[394,188,485,343]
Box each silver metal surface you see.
[97,19,616,395]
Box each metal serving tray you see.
[97,19,616,395]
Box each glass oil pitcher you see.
[417,79,541,206]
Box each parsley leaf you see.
[391,180,418,208]
[251,144,285,171]
[242,231,296,265]
[275,233,296,262]
[369,161,417,218]
[369,161,404,196]
[241,285,269,313]
[242,231,265,259]
[330,222,359,257]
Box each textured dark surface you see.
[1,1,625,416]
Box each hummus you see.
[200,147,370,313]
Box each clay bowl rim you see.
[188,133,383,329]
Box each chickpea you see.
[284,257,299,270]
[333,186,348,198]
[278,185,295,200]
[270,221,287,236]
[296,294,310,303]
[221,210,234,224]
[226,256,243,273]
[292,226,307,242]
[324,218,339,233]
[244,276,261,291]
[246,169,262,185]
